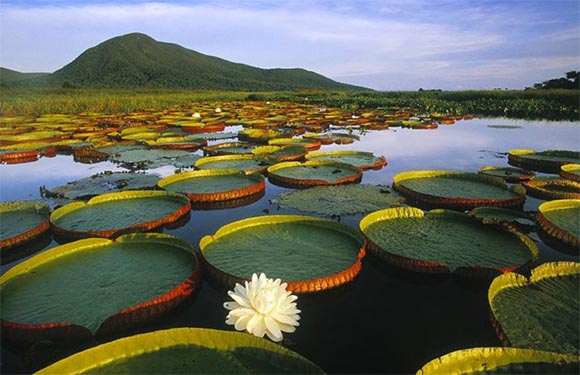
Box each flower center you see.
[252,285,278,315]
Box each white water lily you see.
[191,112,201,118]
[224,273,300,342]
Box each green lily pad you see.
[238,128,286,143]
[195,154,273,174]
[111,149,199,170]
[203,142,257,156]
[42,171,160,200]
[467,207,535,232]
[478,166,535,183]
[536,199,579,254]
[487,125,522,129]
[303,132,359,145]
[200,215,365,293]
[305,150,387,170]
[252,145,308,162]
[1,234,200,340]
[417,347,578,375]
[35,327,324,374]
[508,149,580,173]
[561,164,580,182]
[360,207,538,276]
[0,201,51,251]
[158,169,265,208]
[393,170,525,210]
[268,137,322,151]
[267,161,363,188]
[50,191,190,240]
[523,178,580,200]
[189,132,238,141]
[278,184,405,216]
[488,262,580,354]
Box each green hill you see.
[0,67,49,87]
[38,33,366,91]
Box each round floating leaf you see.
[50,191,191,240]
[0,201,51,251]
[35,327,324,374]
[200,215,365,293]
[360,207,538,277]
[194,154,273,174]
[393,170,525,210]
[268,137,322,151]
[303,132,359,145]
[523,178,580,200]
[467,207,535,232]
[478,166,535,183]
[417,347,578,375]
[305,150,387,171]
[535,199,579,254]
[1,233,201,342]
[203,142,257,156]
[43,171,160,200]
[158,169,265,208]
[267,161,363,188]
[560,163,580,182]
[508,149,580,173]
[487,125,522,129]
[488,262,580,354]
[238,128,286,143]
[252,145,308,162]
[278,184,405,216]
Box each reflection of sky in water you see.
[1,118,578,203]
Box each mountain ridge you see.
[2,33,369,91]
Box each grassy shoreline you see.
[0,88,578,121]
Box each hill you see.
[3,33,368,91]
[0,67,49,87]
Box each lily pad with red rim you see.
[267,161,363,189]
[194,154,273,174]
[508,149,580,173]
[478,166,535,183]
[523,178,580,200]
[535,199,579,254]
[305,150,387,171]
[560,164,580,182]
[0,201,51,253]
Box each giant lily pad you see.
[467,207,535,233]
[360,207,538,277]
[267,161,363,188]
[42,171,160,200]
[535,199,579,254]
[305,150,387,171]
[393,170,525,210]
[417,347,579,375]
[50,191,191,241]
[203,142,256,156]
[268,137,322,151]
[508,149,580,173]
[110,149,193,169]
[252,145,308,162]
[238,128,286,143]
[158,169,265,209]
[523,178,580,200]
[277,184,405,216]
[35,327,324,374]
[200,215,365,293]
[194,154,273,174]
[1,234,201,342]
[561,164,580,182]
[303,132,359,145]
[478,166,535,183]
[488,262,580,354]
[0,201,50,251]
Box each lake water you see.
[1,117,579,374]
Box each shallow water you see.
[1,117,579,374]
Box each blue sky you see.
[1,0,578,90]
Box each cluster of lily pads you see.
[1,102,579,374]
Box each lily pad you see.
[42,171,160,200]
[478,166,535,183]
[203,142,256,156]
[303,132,359,145]
[305,150,387,171]
[523,178,580,200]
[238,128,286,143]
[488,262,580,354]
[158,169,265,208]
[111,149,198,170]
[0,201,51,251]
[268,137,322,151]
[417,347,578,375]
[360,207,538,277]
[1,234,200,341]
[252,145,308,162]
[508,149,580,173]
[35,327,324,374]
[267,161,363,188]
[393,170,526,210]
[561,164,580,182]
[195,154,273,174]
[278,184,405,216]
[50,191,191,241]
[200,215,365,293]
[535,199,579,254]
[467,206,535,232]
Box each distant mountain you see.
[2,33,368,91]
[0,67,49,86]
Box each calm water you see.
[1,117,579,374]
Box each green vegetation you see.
[529,71,579,90]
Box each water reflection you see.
[1,117,579,374]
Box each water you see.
[1,117,579,374]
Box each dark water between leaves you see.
[1,117,579,374]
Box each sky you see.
[0,0,578,90]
